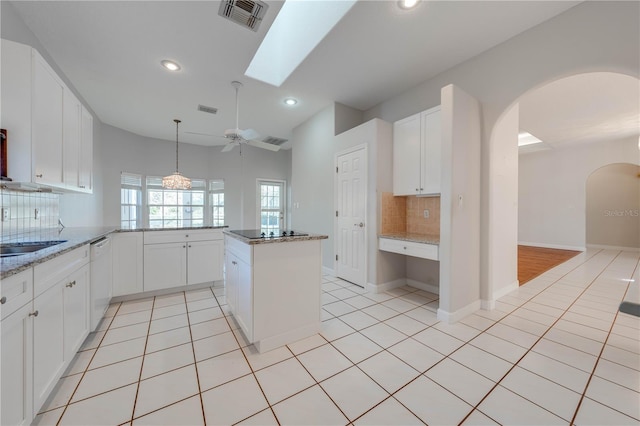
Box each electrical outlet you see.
[1,207,9,222]
[34,208,40,220]
[423,209,430,219]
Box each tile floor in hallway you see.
[34,248,639,425]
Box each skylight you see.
[245,0,357,87]
[518,131,543,146]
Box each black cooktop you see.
[230,229,309,239]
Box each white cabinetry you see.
[393,105,441,196]
[112,232,144,297]
[0,38,93,193]
[1,246,90,423]
[1,270,34,426]
[225,240,253,341]
[143,229,224,292]
[379,237,439,261]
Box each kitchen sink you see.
[0,240,68,258]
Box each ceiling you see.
[519,72,640,154]
[10,1,581,148]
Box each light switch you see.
[1,208,9,222]
[423,209,429,219]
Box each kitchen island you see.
[224,229,328,353]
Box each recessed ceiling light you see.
[161,60,181,72]
[398,0,420,10]
[284,98,298,106]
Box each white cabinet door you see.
[112,232,144,297]
[79,106,93,192]
[420,107,442,195]
[63,264,90,360]
[236,258,253,342]
[62,90,81,188]
[144,243,187,291]
[187,240,224,285]
[225,252,238,315]
[1,302,34,426]
[32,281,65,414]
[32,52,64,187]
[393,113,421,196]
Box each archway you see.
[484,72,640,307]
[586,163,640,250]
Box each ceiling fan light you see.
[161,60,181,71]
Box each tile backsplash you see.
[381,192,440,236]
[0,189,60,242]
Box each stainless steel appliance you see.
[90,236,112,331]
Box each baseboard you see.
[437,299,481,324]
[406,279,439,295]
[322,266,336,276]
[366,278,406,294]
[110,281,217,303]
[518,241,585,252]
[481,299,495,310]
[586,244,640,252]
[254,321,320,354]
[493,280,519,300]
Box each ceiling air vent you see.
[197,104,218,115]
[262,136,288,146]
[218,0,269,32]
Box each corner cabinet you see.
[143,229,224,292]
[0,38,93,193]
[393,105,442,196]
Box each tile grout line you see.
[129,295,157,424]
[182,289,208,426]
[569,254,640,425]
[53,301,123,426]
[457,249,623,424]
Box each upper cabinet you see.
[1,39,93,193]
[393,105,442,196]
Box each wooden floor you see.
[518,245,581,285]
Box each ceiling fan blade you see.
[238,128,260,141]
[184,131,214,136]
[247,139,281,152]
[221,143,236,152]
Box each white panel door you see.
[63,264,90,360]
[335,147,367,286]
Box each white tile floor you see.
[34,248,639,425]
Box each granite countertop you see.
[117,225,227,232]
[379,232,440,245]
[1,226,116,279]
[224,229,328,245]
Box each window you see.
[146,177,206,228]
[258,180,286,232]
[120,173,142,229]
[209,179,225,226]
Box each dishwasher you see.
[90,236,112,331]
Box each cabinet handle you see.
[66,280,76,288]
[29,310,39,317]
[0,296,6,304]
[185,234,189,238]
[36,174,43,178]
[79,185,85,188]
[404,246,407,250]
[188,245,192,248]
[415,188,419,192]
[420,188,423,191]
[183,245,186,248]
[232,261,237,265]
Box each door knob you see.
[29,310,39,317]
[0,296,6,304]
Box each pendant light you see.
[162,119,191,190]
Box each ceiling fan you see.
[217,81,280,153]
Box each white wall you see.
[586,163,640,249]
[101,124,291,229]
[291,103,364,270]
[519,136,640,250]
[363,1,639,305]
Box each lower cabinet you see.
[33,281,65,413]
[225,249,252,341]
[0,245,90,424]
[143,230,224,292]
[1,300,33,426]
[112,232,144,297]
